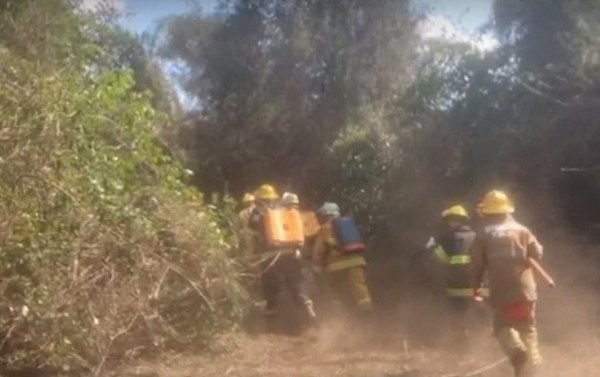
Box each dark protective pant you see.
[447,296,470,336]
[260,252,315,318]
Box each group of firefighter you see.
[237,185,545,377]
[237,184,373,325]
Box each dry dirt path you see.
[112,323,600,377]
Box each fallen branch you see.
[93,313,140,377]
[164,264,216,313]
[151,267,170,300]
[0,320,20,351]
[150,252,216,313]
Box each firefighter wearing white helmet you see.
[281,192,322,316]
[425,204,483,345]
[281,192,300,208]
[470,190,544,377]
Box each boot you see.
[511,349,528,377]
[521,363,538,377]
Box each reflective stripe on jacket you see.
[431,225,476,295]
[446,287,490,298]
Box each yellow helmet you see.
[441,205,469,219]
[255,184,279,200]
[242,193,255,204]
[479,190,514,215]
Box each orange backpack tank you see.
[262,207,305,248]
[301,211,321,238]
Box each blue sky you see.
[119,0,216,34]
[415,0,494,34]
[118,0,493,36]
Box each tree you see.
[396,0,600,229]
[154,0,417,205]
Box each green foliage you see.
[154,0,416,197]
[151,0,600,244]
[328,125,392,238]
[0,1,248,374]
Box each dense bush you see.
[0,2,248,374]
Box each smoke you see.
[359,188,600,375]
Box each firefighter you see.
[281,192,319,305]
[249,184,317,326]
[312,202,373,317]
[236,193,256,257]
[281,192,300,209]
[426,204,484,344]
[470,190,543,377]
[239,192,256,218]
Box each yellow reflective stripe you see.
[446,288,473,297]
[446,287,490,298]
[449,254,470,265]
[433,245,450,264]
[326,256,366,272]
[357,298,373,312]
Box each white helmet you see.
[282,192,300,206]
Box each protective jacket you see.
[312,220,365,272]
[430,225,477,297]
[470,217,543,308]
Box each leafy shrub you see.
[0,28,248,376]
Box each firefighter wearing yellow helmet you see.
[470,190,544,377]
[236,193,256,258]
[249,184,317,329]
[426,204,482,345]
[255,184,279,201]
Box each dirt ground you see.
[113,234,600,377]
[112,315,600,377]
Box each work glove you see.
[472,288,484,303]
[425,236,437,250]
